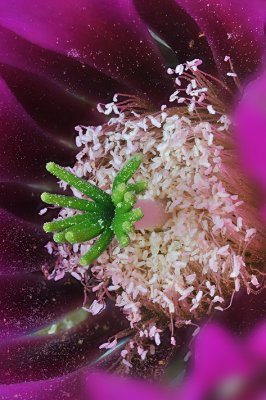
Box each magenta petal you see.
[0,372,82,400]
[133,0,216,74]
[192,324,249,378]
[0,1,172,103]
[0,77,75,184]
[216,289,266,335]
[0,369,162,400]
[234,72,266,201]
[85,373,169,400]
[0,209,54,274]
[174,0,266,80]
[0,26,129,139]
[246,322,266,362]
[0,63,103,141]
[0,183,59,224]
[0,272,83,338]
[0,305,128,383]
[0,25,129,115]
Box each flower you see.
[0,0,266,398]
[44,60,266,373]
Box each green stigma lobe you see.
[112,154,142,190]
[65,219,106,244]
[43,213,99,233]
[53,231,68,243]
[127,180,147,194]
[115,208,144,224]
[112,220,130,248]
[46,162,111,207]
[111,183,127,205]
[41,193,104,213]
[112,208,143,248]
[116,192,136,214]
[79,227,114,266]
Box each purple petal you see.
[234,72,266,205]
[262,204,266,224]
[0,368,167,400]
[85,373,169,400]
[0,26,128,103]
[0,209,54,274]
[246,322,266,362]
[133,0,216,74]
[0,0,172,104]
[192,324,250,379]
[0,62,103,142]
[0,371,82,400]
[0,183,59,224]
[217,288,266,335]
[0,272,83,338]
[0,77,76,184]
[0,304,128,383]
[174,0,266,80]
[0,26,131,139]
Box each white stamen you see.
[207,105,216,114]
[38,208,48,215]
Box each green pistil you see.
[108,208,144,248]
[127,180,148,194]
[79,227,114,266]
[65,219,106,244]
[41,154,147,266]
[112,154,142,190]
[53,231,68,243]
[41,193,105,213]
[46,162,111,207]
[43,213,101,233]
[111,183,127,205]
[116,191,136,213]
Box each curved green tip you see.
[120,236,130,247]
[65,232,74,243]
[79,258,87,267]
[134,153,142,162]
[122,221,133,233]
[53,232,66,243]
[43,222,50,233]
[46,162,55,172]
[132,208,144,220]
[41,192,48,202]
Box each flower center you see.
[41,60,266,361]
